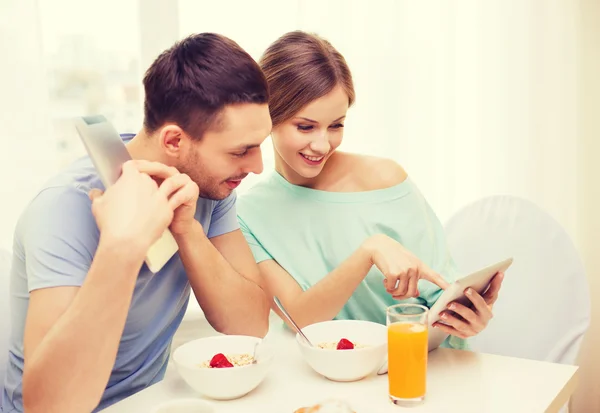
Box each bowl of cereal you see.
[172,335,273,400]
[296,320,387,382]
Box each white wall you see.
[571,1,600,411]
[0,0,55,251]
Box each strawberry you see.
[336,338,355,350]
[209,353,234,368]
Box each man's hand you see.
[89,160,175,253]
[130,160,200,236]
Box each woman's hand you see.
[363,234,449,300]
[432,272,505,339]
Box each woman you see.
[237,31,503,349]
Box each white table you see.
[103,328,578,413]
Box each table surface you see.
[103,328,578,413]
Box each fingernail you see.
[449,304,456,310]
[441,313,448,319]
[466,289,473,296]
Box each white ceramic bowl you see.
[172,335,273,400]
[152,398,215,413]
[296,320,387,382]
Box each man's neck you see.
[126,129,170,164]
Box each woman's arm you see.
[259,234,447,329]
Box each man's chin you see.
[198,186,232,201]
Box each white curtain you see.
[1,1,598,411]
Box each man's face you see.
[176,103,272,200]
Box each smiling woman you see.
[273,85,350,186]
[236,31,472,352]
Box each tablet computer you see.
[74,115,179,273]
[428,257,513,326]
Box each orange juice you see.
[387,322,428,399]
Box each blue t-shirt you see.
[1,135,240,412]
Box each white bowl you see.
[296,320,387,382]
[152,398,215,413]
[172,335,273,400]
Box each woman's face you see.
[271,85,349,183]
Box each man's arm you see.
[124,161,271,337]
[23,240,145,413]
[175,222,270,337]
[22,161,180,413]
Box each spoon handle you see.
[273,296,313,347]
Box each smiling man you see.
[2,33,272,413]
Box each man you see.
[2,33,272,413]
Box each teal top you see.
[237,171,467,349]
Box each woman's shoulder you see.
[237,174,278,206]
[337,152,409,191]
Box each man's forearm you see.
[176,222,270,337]
[23,238,145,413]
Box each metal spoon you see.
[251,341,263,364]
[273,296,314,347]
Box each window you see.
[38,0,142,168]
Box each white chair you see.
[0,248,12,409]
[444,195,590,365]
[444,196,590,413]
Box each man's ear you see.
[159,124,184,157]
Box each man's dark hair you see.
[143,33,269,139]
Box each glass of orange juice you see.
[386,303,429,407]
